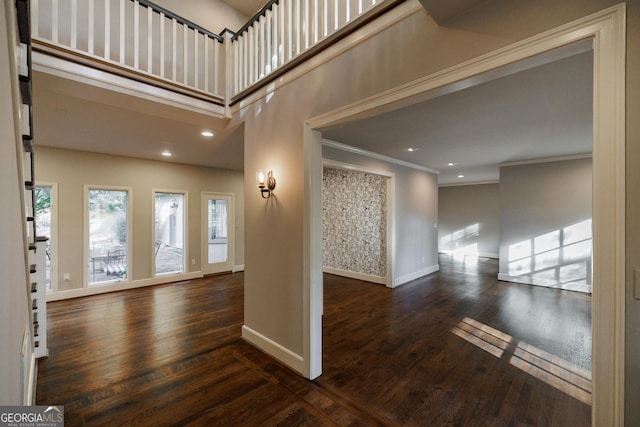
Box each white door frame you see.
[303,5,626,425]
[201,192,235,275]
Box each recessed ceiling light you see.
[457,174,465,178]
[408,147,419,152]
[448,162,456,166]
[161,151,172,157]
[201,130,214,137]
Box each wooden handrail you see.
[134,0,224,42]
[232,0,279,41]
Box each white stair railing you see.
[31,0,225,102]
[231,0,388,98]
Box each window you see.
[87,188,129,285]
[34,185,56,291]
[154,192,185,275]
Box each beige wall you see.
[627,1,640,424]
[499,159,592,291]
[152,0,249,34]
[239,0,640,421]
[35,147,244,291]
[438,183,500,258]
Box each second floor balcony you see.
[30,0,403,113]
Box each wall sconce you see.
[257,170,276,199]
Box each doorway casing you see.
[303,4,626,425]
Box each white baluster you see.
[286,0,292,61]
[279,0,285,66]
[183,23,188,85]
[52,0,58,43]
[160,12,165,78]
[295,0,300,55]
[204,36,209,92]
[88,0,94,54]
[233,38,239,94]
[248,26,254,85]
[272,4,278,71]
[194,30,199,88]
[265,12,271,76]
[171,18,177,81]
[345,0,350,24]
[119,0,125,63]
[70,0,76,48]
[134,0,139,69]
[243,33,248,89]
[304,0,309,49]
[105,0,110,60]
[147,5,153,73]
[313,0,318,44]
[323,0,328,38]
[213,38,220,95]
[259,16,265,79]
[334,0,338,31]
[32,0,39,38]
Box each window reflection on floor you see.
[451,317,592,406]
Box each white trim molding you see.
[232,264,245,273]
[498,273,592,294]
[438,180,499,188]
[323,267,387,285]
[323,139,440,174]
[241,325,304,375]
[46,271,203,301]
[499,153,592,168]
[304,5,626,424]
[395,265,440,287]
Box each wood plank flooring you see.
[37,256,591,426]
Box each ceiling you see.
[32,71,245,171]
[322,48,593,185]
[32,39,593,183]
[220,0,269,18]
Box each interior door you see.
[202,193,234,275]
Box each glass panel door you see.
[154,192,185,275]
[88,189,128,285]
[208,199,228,264]
[202,193,233,274]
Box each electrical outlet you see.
[63,273,70,281]
[191,259,196,265]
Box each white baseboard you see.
[232,264,245,273]
[438,250,499,259]
[241,325,304,375]
[479,252,499,259]
[46,271,203,301]
[323,266,386,285]
[498,273,592,294]
[395,264,440,287]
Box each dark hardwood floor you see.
[37,256,592,426]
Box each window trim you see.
[152,189,188,277]
[83,185,133,287]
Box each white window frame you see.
[83,185,133,287]
[152,189,188,277]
